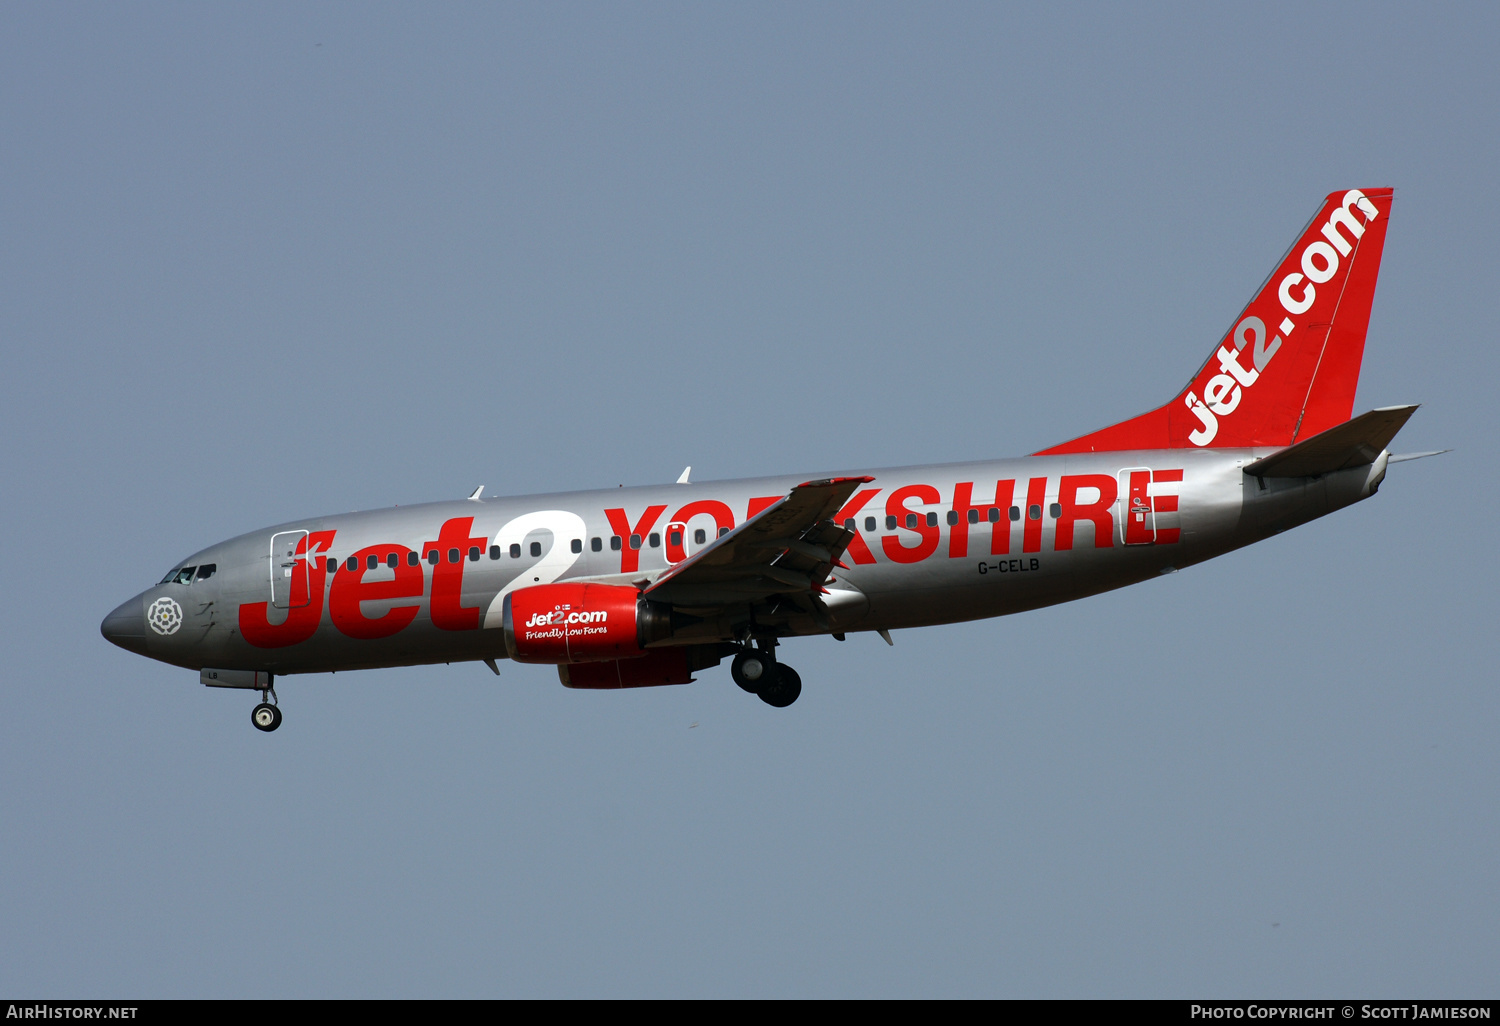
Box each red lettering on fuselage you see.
[882,484,941,564]
[664,500,735,562]
[950,480,1016,557]
[676,500,734,537]
[239,530,336,648]
[423,517,486,631]
[1023,478,1047,553]
[1054,474,1117,551]
[604,505,667,574]
[329,544,424,639]
[746,496,781,520]
[241,469,1187,651]
[1152,469,1183,544]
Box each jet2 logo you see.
[525,608,608,628]
[1183,189,1381,446]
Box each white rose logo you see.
[147,597,183,635]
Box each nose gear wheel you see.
[251,702,282,732]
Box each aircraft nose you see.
[101,596,149,655]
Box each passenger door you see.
[270,530,310,609]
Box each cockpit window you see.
[172,567,197,585]
[194,564,216,581]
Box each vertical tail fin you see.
[1038,188,1393,454]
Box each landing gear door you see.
[1117,468,1155,545]
[270,530,310,609]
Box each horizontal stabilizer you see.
[1387,450,1450,464]
[1245,405,1418,478]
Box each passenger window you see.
[988,508,1000,523]
[195,564,216,581]
[694,528,706,544]
[1028,505,1042,521]
[386,554,398,569]
[468,547,481,561]
[718,526,730,537]
[428,550,439,565]
[905,513,918,529]
[530,541,542,557]
[886,515,897,530]
[490,545,501,560]
[611,536,623,551]
[571,538,582,554]
[408,551,420,567]
[1049,503,1061,519]
[630,534,642,550]
[947,510,959,526]
[347,556,359,572]
[367,554,379,570]
[968,509,980,524]
[926,512,937,528]
[510,543,521,558]
[649,533,661,548]
[448,548,460,564]
[669,531,682,547]
[591,537,602,552]
[325,557,337,573]
[1009,506,1021,522]
[865,517,877,533]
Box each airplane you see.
[102,187,1441,731]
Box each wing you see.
[643,476,874,613]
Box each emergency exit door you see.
[1117,469,1156,545]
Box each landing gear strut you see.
[730,641,802,708]
[251,683,282,732]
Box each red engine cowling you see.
[503,582,660,663]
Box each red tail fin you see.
[1037,188,1393,454]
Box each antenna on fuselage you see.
[676,466,691,484]
[467,485,484,501]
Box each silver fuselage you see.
[102,448,1388,676]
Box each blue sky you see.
[2,3,1495,996]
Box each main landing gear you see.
[251,683,282,732]
[730,643,802,708]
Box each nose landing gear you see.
[730,642,802,708]
[251,683,282,732]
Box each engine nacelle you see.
[558,644,733,689]
[502,582,670,663]
[559,648,693,689]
